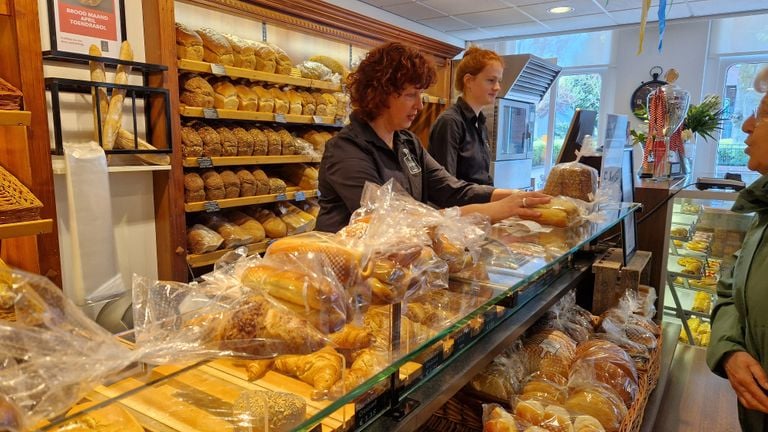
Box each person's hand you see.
[724,351,768,413]
[488,191,551,222]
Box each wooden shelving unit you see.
[0,110,31,126]
[182,155,320,168]
[184,189,318,212]
[178,106,339,126]
[0,219,53,240]
[177,59,342,91]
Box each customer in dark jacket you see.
[316,42,548,233]
[708,67,768,431]
[429,46,502,185]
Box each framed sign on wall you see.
[46,0,127,58]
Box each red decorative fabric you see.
[643,89,685,170]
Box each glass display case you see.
[28,204,639,432]
[662,189,753,347]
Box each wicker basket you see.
[0,165,42,224]
[0,76,23,110]
[619,331,664,432]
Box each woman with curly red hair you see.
[316,42,549,233]
[429,46,503,185]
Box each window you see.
[715,62,768,176]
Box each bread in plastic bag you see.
[200,213,254,248]
[543,161,599,202]
[274,201,316,235]
[187,223,224,254]
[521,329,577,382]
[564,384,625,432]
[569,339,638,408]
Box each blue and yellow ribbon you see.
[658,0,668,52]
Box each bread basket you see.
[0,165,42,224]
[0,76,23,110]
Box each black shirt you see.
[316,112,495,233]
[428,97,493,186]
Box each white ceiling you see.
[358,0,768,42]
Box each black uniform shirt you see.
[316,112,495,233]
[428,97,493,186]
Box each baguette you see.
[88,45,109,143]
[241,265,338,312]
[101,41,133,150]
[115,129,171,165]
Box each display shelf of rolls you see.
[26,202,642,432]
[179,106,340,126]
[177,59,342,91]
[183,154,320,167]
[184,189,318,212]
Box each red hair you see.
[454,46,502,93]
[347,42,436,122]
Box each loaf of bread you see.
[298,199,320,218]
[252,85,274,113]
[309,55,348,77]
[175,22,204,61]
[573,415,606,432]
[268,177,287,194]
[215,125,238,156]
[234,82,259,111]
[223,34,257,69]
[202,213,254,248]
[196,124,222,156]
[179,74,214,108]
[276,128,295,155]
[279,164,318,190]
[184,172,206,203]
[270,88,290,115]
[196,27,234,65]
[522,329,576,381]
[275,202,316,235]
[248,127,268,155]
[232,390,306,432]
[263,127,282,155]
[227,210,266,242]
[266,42,293,75]
[187,223,223,254]
[313,92,328,116]
[201,170,226,200]
[229,126,254,156]
[298,91,316,115]
[321,93,338,117]
[520,197,580,228]
[253,208,287,238]
[543,162,598,202]
[286,90,303,115]
[565,385,626,432]
[180,126,203,157]
[211,79,239,110]
[251,169,270,195]
[219,169,241,198]
[251,40,277,73]
[297,61,332,80]
[235,169,256,197]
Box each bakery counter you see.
[31,203,639,432]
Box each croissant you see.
[246,359,274,381]
[273,346,343,398]
[328,348,386,398]
[329,324,374,350]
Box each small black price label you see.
[312,115,324,124]
[210,64,227,76]
[295,191,306,201]
[276,193,287,201]
[274,113,287,123]
[453,328,471,353]
[203,201,220,213]
[196,156,213,168]
[354,391,390,429]
[203,108,219,119]
[421,350,443,377]
[484,308,500,329]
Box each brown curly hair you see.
[454,46,502,93]
[347,42,436,122]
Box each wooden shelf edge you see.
[0,219,53,239]
[184,189,318,212]
[187,240,269,267]
[182,155,321,167]
[0,0,9,16]
[179,106,339,126]
[177,59,342,91]
[0,110,32,126]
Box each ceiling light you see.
[548,6,574,14]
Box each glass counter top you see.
[35,203,640,432]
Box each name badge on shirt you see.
[401,147,421,175]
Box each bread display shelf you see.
[184,189,318,212]
[180,106,340,126]
[420,94,446,105]
[666,255,705,279]
[0,110,31,126]
[0,218,53,239]
[183,154,321,167]
[187,240,269,267]
[178,59,342,91]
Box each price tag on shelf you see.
[203,108,219,119]
[196,156,213,168]
[276,193,287,201]
[421,94,429,103]
[294,191,306,201]
[334,118,344,127]
[312,115,324,124]
[438,97,447,105]
[210,64,227,76]
[274,113,287,123]
[203,201,221,213]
